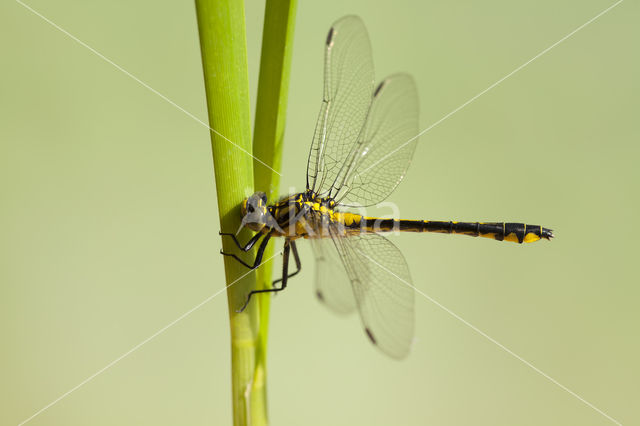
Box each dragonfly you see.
[221,15,553,359]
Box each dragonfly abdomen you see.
[357,218,553,243]
[425,221,554,243]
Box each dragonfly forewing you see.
[307,15,375,197]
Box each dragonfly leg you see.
[219,231,263,252]
[220,231,272,270]
[237,239,293,312]
[272,240,301,286]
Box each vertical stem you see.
[196,0,296,424]
[253,0,298,368]
[194,1,266,425]
[252,1,298,417]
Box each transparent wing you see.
[307,15,375,195]
[331,230,415,359]
[310,238,357,315]
[334,74,420,206]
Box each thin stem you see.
[252,0,298,400]
[195,0,265,425]
[195,0,296,424]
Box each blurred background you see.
[1,0,638,425]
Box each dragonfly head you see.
[240,192,270,232]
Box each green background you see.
[2,0,638,425]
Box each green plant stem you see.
[252,0,298,402]
[196,0,296,424]
[194,1,265,425]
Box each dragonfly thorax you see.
[240,190,340,238]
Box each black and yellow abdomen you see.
[418,221,553,243]
[335,213,553,244]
